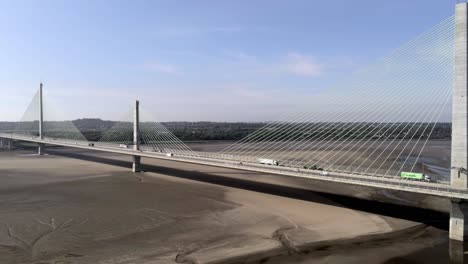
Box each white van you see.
[257,158,279,166]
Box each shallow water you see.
[257,227,465,264]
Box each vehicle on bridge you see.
[400,172,431,182]
[258,158,279,166]
[320,171,329,176]
[119,144,129,149]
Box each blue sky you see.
[0,0,456,122]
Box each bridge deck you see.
[1,133,465,200]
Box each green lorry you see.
[400,172,431,182]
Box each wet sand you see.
[259,227,450,264]
[0,147,453,263]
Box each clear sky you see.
[0,0,456,122]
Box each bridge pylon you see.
[132,100,141,173]
[450,2,468,242]
[38,83,45,155]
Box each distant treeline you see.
[163,121,266,141]
[241,122,452,142]
[0,119,452,142]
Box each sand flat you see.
[0,149,420,263]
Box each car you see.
[88,143,95,147]
[320,171,329,176]
[257,158,279,166]
[119,144,129,149]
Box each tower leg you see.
[133,156,141,173]
[450,239,467,264]
[452,3,468,188]
[38,143,44,155]
[450,200,468,241]
[132,100,141,173]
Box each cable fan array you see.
[221,16,454,178]
[9,90,87,142]
[10,89,40,137]
[7,91,195,157]
[98,109,195,156]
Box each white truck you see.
[166,153,173,157]
[257,158,279,166]
[119,144,129,149]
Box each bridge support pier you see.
[450,200,468,242]
[133,156,141,173]
[0,138,9,150]
[38,143,45,155]
[450,239,468,264]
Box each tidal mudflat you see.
[0,148,450,263]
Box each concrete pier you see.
[0,138,9,150]
[132,100,141,173]
[450,3,468,242]
[133,156,141,173]
[38,143,45,155]
[450,200,468,242]
[450,230,468,264]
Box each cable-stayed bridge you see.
[2,3,468,242]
